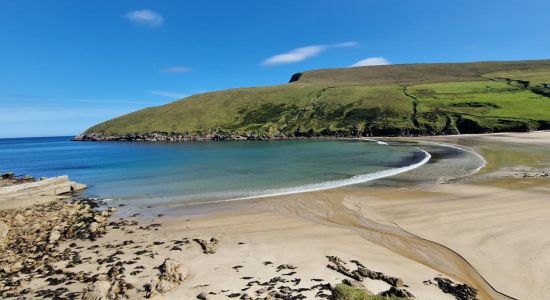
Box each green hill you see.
[76,60,550,141]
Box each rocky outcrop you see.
[74,131,297,143]
[288,72,303,83]
[72,126,446,143]
[82,263,135,300]
[0,198,114,298]
[144,259,186,298]
[326,256,413,298]
[356,266,403,287]
[82,277,112,300]
[433,277,478,300]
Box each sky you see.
[1,0,549,138]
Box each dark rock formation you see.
[433,277,478,300]
[288,72,303,83]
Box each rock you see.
[1,172,15,179]
[341,279,368,291]
[48,229,61,244]
[13,214,25,225]
[276,264,297,271]
[0,221,9,244]
[357,267,403,287]
[379,286,414,298]
[0,196,120,298]
[434,277,477,300]
[156,277,178,294]
[9,261,23,273]
[197,292,209,299]
[82,278,111,300]
[326,257,362,281]
[193,238,219,254]
[145,258,185,297]
[89,222,99,233]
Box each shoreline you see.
[72,130,548,143]
[2,131,550,299]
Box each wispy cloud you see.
[262,41,358,66]
[333,41,359,48]
[161,66,192,73]
[150,91,190,99]
[125,10,164,28]
[349,57,390,67]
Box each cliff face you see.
[77,60,550,142]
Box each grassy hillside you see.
[79,60,550,140]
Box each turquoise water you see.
[0,137,428,203]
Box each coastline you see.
[2,131,550,299]
[72,129,544,143]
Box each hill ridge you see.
[76,59,550,142]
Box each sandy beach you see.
[2,131,550,299]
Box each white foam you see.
[180,148,431,205]
[361,138,389,145]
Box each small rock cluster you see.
[0,172,39,185]
[427,277,478,300]
[326,256,414,298]
[0,197,115,298]
[82,262,134,300]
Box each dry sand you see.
[3,131,550,299]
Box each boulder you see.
[82,278,111,300]
[144,258,186,297]
[193,237,219,254]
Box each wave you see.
[361,138,389,145]
[160,147,431,206]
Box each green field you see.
[81,59,550,139]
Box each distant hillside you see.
[76,60,550,141]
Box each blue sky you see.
[1,0,549,138]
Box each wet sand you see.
[2,131,550,299]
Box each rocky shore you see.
[72,129,435,143]
[0,174,481,300]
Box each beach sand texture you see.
[1,131,550,299]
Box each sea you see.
[0,136,468,204]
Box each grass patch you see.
[84,60,550,137]
[331,284,411,300]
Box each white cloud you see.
[150,91,189,99]
[262,42,358,66]
[333,41,359,48]
[161,66,192,73]
[262,45,327,65]
[349,57,390,67]
[125,10,164,28]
